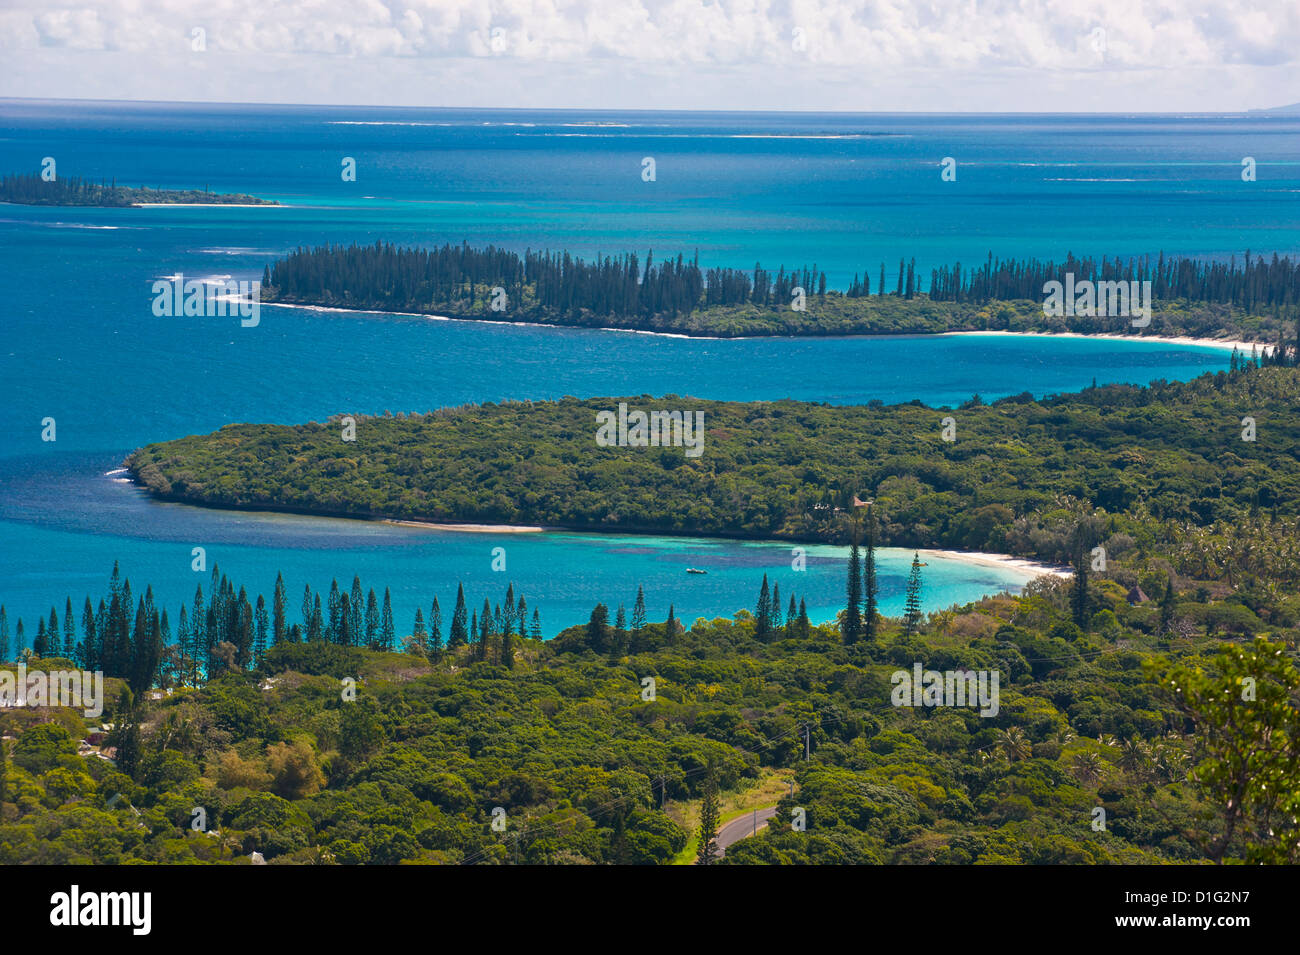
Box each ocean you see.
[1,101,1297,635]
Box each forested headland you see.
[260,240,1300,341]
[128,359,1300,573]
[0,172,278,207]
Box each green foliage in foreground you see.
[2,570,1297,865]
[129,364,1300,562]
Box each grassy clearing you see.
[669,767,797,865]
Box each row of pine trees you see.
[0,172,130,206]
[406,580,541,669]
[265,241,835,318]
[750,576,814,641]
[582,581,818,652]
[928,251,1300,309]
[265,241,1300,319]
[582,586,667,654]
[0,563,546,691]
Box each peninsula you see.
[258,241,1297,342]
[125,360,1300,566]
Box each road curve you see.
[715,806,777,857]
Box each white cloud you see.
[0,0,1296,109]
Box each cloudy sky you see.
[1,0,1297,111]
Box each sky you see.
[1,0,1297,112]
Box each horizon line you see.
[1,95,1295,116]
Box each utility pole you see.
[804,722,811,760]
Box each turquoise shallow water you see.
[1,102,1295,637]
[0,457,1036,644]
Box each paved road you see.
[715,806,778,857]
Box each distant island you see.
[126,359,1300,564]
[0,172,279,207]
[259,241,1296,342]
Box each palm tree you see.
[1070,750,1104,784]
[995,726,1031,763]
[218,832,242,860]
[155,711,197,755]
[1151,744,1189,783]
[1119,739,1150,778]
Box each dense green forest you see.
[1,547,1297,864]
[260,240,1299,340]
[0,172,277,206]
[9,366,1300,864]
[129,361,1300,576]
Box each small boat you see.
[686,567,707,575]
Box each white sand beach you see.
[916,548,1072,579]
[385,519,548,534]
[264,301,1268,350]
[948,329,1265,352]
[264,300,711,337]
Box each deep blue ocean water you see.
[1,101,1297,637]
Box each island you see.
[0,171,279,207]
[257,240,1297,343]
